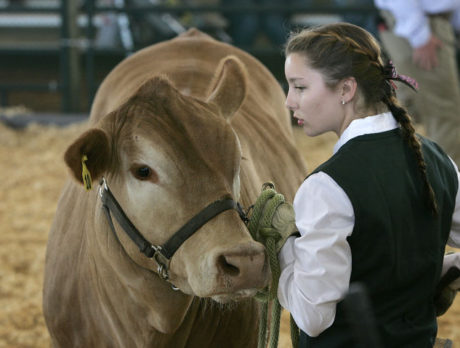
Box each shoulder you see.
[311,130,401,175]
[419,135,459,186]
[295,171,352,215]
[420,134,453,160]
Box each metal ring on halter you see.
[99,178,109,198]
[153,247,171,281]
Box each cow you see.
[43,28,307,347]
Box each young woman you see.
[277,22,460,347]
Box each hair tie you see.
[382,60,418,92]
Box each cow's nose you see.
[216,244,269,289]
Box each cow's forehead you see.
[114,98,241,182]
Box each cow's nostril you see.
[217,255,240,276]
[214,248,268,290]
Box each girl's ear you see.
[340,76,358,104]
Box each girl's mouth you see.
[293,114,304,126]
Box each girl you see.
[277,22,460,347]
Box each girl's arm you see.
[277,172,354,336]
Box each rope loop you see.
[247,182,299,348]
[259,227,282,242]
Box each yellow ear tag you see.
[81,155,92,191]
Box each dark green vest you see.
[301,129,458,348]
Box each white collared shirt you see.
[277,112,460,337]
[374,0,460,48]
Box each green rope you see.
[247,183,299,348]
[258,299,268,348]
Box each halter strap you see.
[98,178,247,280]
[161,198,239,259]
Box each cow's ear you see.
[206,55,247,120]
[64,128,111,189]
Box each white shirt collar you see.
[333,112,398,154]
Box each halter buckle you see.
[152,246,171,281]
[99,177,108,198]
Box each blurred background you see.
[0,0,378,118]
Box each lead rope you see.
[246,183,299,348]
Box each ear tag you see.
[81,155,92,191]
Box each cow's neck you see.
[83,201,195,340]
[73,185,262,347]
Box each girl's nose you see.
[285,90,297,111]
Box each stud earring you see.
[341,100,346,105]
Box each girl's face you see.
[285,53,345,137]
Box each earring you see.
[341,100,346,105]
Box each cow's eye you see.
[131,165,154,181]
[137,166,151,178]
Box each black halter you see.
[99,178,248,281]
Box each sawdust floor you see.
[0,121,458,348]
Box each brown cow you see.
[43,29,307,347]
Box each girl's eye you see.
[295,86,306,91]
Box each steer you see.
[43,29,307,348]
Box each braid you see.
[383,95,438,216]
[286,26,384,107]
[321,31,380,63]
[286,22,438,216]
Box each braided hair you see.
[285,22,438,215]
